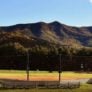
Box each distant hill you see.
[0,21,92,70]
[0,21,92,50]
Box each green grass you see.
[0,70,92,81]
[0,70,92,80]
[0,84,91,92]
[0,70,92,92]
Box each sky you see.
[0,0,92,26]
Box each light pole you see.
[58,48,62,85]
[26,50,30,81]
[58,45,71,86]
[59,52,62,85]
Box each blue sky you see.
[0,0,92,26]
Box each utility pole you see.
[26,50,30,81]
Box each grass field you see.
[0,70,92,92]
[0,70,92,81]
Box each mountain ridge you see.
[0,21,92,48]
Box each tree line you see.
[0,43,92,71]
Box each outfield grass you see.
[0,70,92,81]
[0,70,92,92]
[0,84,91,92]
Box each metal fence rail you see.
[0,79,80,89]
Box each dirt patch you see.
[0,75,89,81]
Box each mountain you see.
[0,21,92,50]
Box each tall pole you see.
[26,50,30,81]
[59,53,61,85]
[58,45,70,86]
